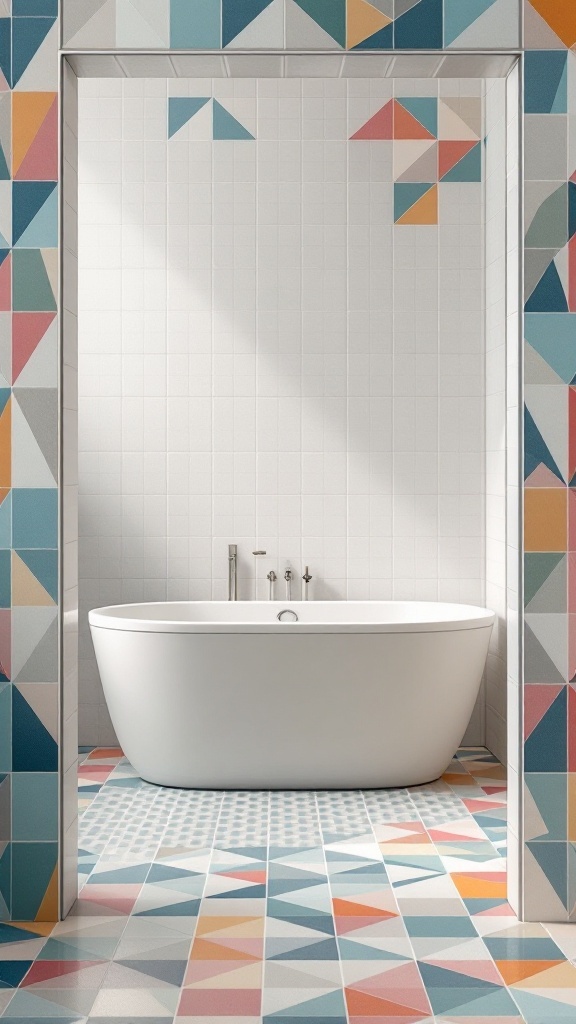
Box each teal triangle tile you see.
[13,188,58,249]
[0,387,9,415]
[524,406,565,482]
[170,0,221,47]
[463,896,509,913]
[222,0,274,45]
[394,182,433,222]
[116,958,186,986]
[397,97,437,137]
[213,99,254,140]
[12,686,57,770]
[525,259,569,312]
[136,898,201,916]
[524,314,576,384]
[444,986,523,1016]
[11,841,57,921]
[483,934,564,959]
[0,848,11,920]
[14,549,58,602]
[525,686,567,772]
[444,0,500,47]
[148,863,203,882]
[87,863,149,883]
[525,552,565,606]
[210,883,266,898]
[168,96,210,138]
[526,186,568,249]
[268,937,340,960]
[12,17,55,85]
[268,877,328,896]
[0,960,33,986]
[0,550,9,607]
[569,182,576,240]
[292,0,346,46]
[513,988,576,1021]
[338,937,408,959]
[12,250,57,312]
[0,921,49,945]
[353,21,393,47]
[404,915,476,937]
[0,19,10,88]
[525,50,567,114]
[13,0,58,12]
[0,143,9,181]
[394,0,443,48]
[266,986,347,1017]
[525,772,567,840]
[38,936,120,960]
[419,962,511,1016]
[527,840,569,908]
[441,141,482,182]
[220,845,268,859]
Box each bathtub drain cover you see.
[277,609,298,622]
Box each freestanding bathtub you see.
[89,600,494,790]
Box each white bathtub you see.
[89,600,494,789]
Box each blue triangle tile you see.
[213,99,254,140]
[398,97,437,137]
[441,142,482,182]
[524,406,565,483]
[0,19,10,87]
[394,0,442,48]
[136,898,201,916]
[168,96,210,138]
[222,0,275,45]
[12,687,58,772]
[525,259,569,313]
[12,17,54,86]
[0,960,33,986]
[394,182,433,222]
[524,687,567,773]
[292,0,346,47]
[12,182,57,247]
[353,21,393,47]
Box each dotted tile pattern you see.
[0,746,574,1021]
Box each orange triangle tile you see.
[347,0,391,48]
[394,99,435,140]
[35,865,58,922]
[497,959,565,985]
[528,0,576,46]
[12,93,56,177]
[396,184,437,225]
[189,938,259,961]
[196,916,261,937]
[345,987,426,1014]
[333,898,395,917]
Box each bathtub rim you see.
[88,600,496,634]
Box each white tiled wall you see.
[78,77,488,745]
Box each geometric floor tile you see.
[1,747,574,1022]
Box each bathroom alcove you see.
[60,51,521,916]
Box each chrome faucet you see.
[267,570,277,601]
[284,567,292,601]
[302,566,312,601]
[228,544,237,601]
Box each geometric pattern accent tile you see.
[61,0,521,47]
[0,0,59,923]
[168,97,255,141]
[524,0,576,920]
[349,96,482,224]
[3,746,576,1020]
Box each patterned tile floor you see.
[1,747,576,1022]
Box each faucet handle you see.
[252,550,266,556]
[302,566,312,583]
[284,567,292,581]
[267,570,277,582]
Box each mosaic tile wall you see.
[0,0,572,926]
[61,0,520,50]
[522,6,576,921]
[0,0,61,922]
